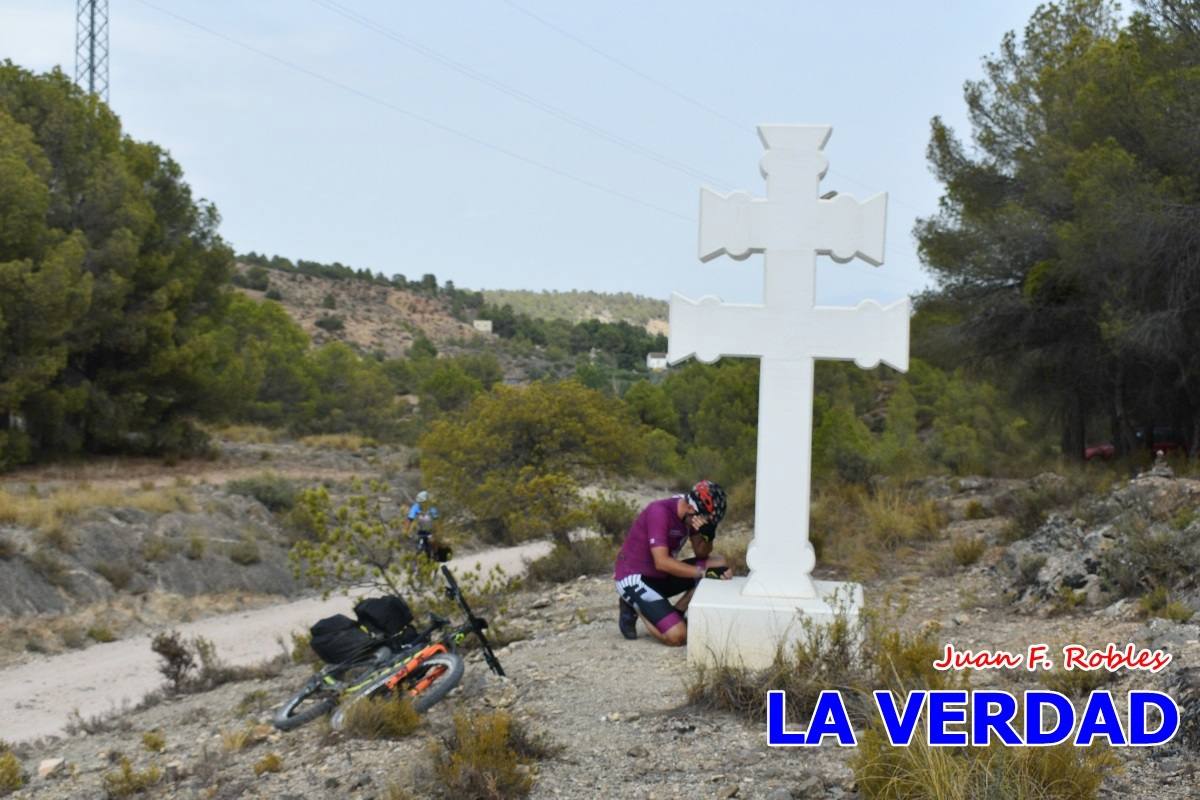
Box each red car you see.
[1084,427,1189,461]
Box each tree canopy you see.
[916,0,1200,455]
[0,63,234,465]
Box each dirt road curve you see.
[0,540,552,743]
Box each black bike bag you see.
[309,614,376,664]
[353,596,418,644]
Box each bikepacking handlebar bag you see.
[309,614,377,664]
[353,596,419,645]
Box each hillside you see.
[232,264,483,359]
[481,289,668,334]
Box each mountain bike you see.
[273,566,505,732]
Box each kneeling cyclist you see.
[614,480,730,646]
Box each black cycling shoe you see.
[618,599,638,640]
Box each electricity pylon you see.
[75,0,110,102]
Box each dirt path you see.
[0,540,552,744]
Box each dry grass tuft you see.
[0,751,23,794]
[339,694,421,740]
[101,758,161,798]
[429,711,557,800]
[0,486,194,534]
[1037,666,1115,699]
[253,752,283,776]
[810,483,945,578]
[210,424,284,444]
[853,730,1118,800]
[299,433,376,451]
[141,730,166,753]
[951,535,986,567]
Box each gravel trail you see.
[0,540,551,743]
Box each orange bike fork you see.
[384,643,450,693]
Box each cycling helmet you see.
[416,490,429,503]
[687,480,726,539]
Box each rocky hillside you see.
[3,465,1199,799]
[0,437,418,666]
[233,266,482,359]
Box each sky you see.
[2,0,1048,307]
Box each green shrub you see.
[339,694,420,740]
[1101,518,1200,601]
[418,381,645,545]
[140,534,171,562]
[141,730,166,753]
[151,631,195,693]
[225,473,297,512]
[0,751,24,794]
[88,625,116,643]
[30,547,70,587]
[36,525,77,553]
[964,499,988,519]
[60,625,87,649]
[526,539,615,585]
[950,535,985,567]
[229,538,261,566]
[315,315,344,332]
[185,534,206,560]
[95,561,134,589]
[232,265,270,291]
[1016,555,1047,589]
[588,492,638,540]
[264,288,283,301]
[997,481,1074,542]
[1137,586,1195,622]
[289,632,320,665]
[321,293,337,309]
[101,758,161,798]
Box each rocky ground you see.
[2,462,1200,799]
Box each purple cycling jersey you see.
[613,497,687,581]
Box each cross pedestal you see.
[668,126,909,668]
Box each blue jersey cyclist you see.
[614,480,731,645]
[406,490,442,560]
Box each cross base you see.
[685,577,863,670]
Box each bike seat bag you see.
[353,596,418,645]
[309,614,377,664]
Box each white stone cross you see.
[668,125,909,599]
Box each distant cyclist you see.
[406,490,447,561]
[614,480,730,646]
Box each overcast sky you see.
[3,0,1047,306]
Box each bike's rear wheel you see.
[272,677,338,731]
[330,652,464,729]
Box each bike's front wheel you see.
[273,676,338,731]
[330,652,464,729]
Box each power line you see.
[131,0,694,224]
[498,0,933,227]
[500,0,747,134]
[309,0,736,189]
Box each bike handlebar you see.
[441,565,506,678]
